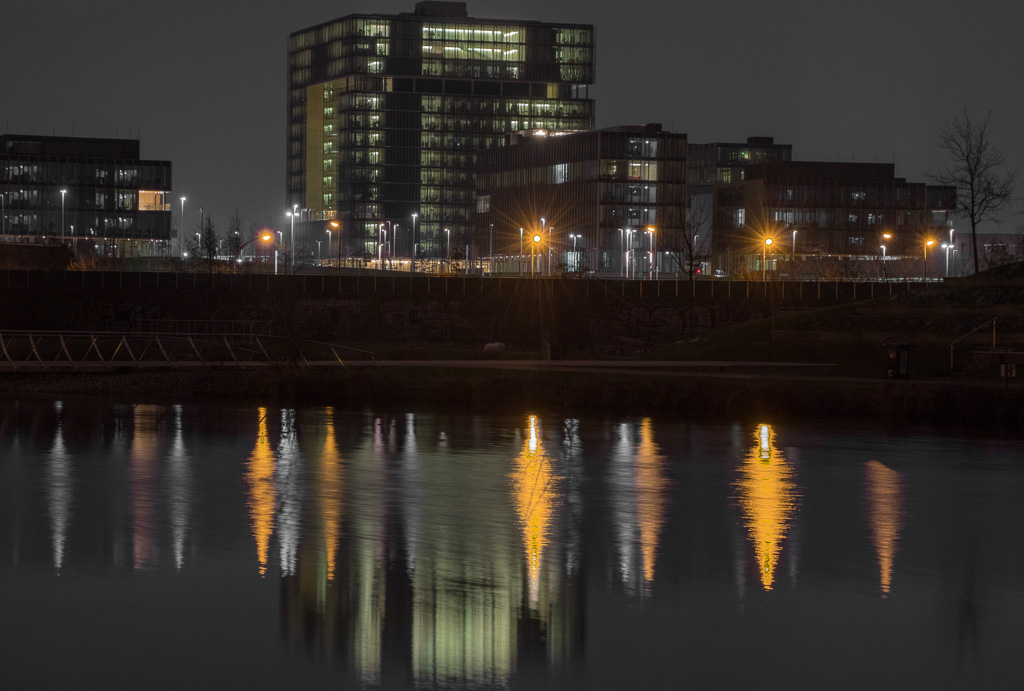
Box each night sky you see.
[3,0,1021,236]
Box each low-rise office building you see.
[0,134,172,257]
[475,124,686,275]
[711,160,956,277]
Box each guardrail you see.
[0,269,933,302]
[0,329,375,372]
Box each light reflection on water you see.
[2,401,1024,689]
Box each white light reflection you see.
[610,419,668,595]
[167,405,191,571]
[130,405,161,570]
[401,413,421,576]
[48,402,72,573]
[276,409,302,577]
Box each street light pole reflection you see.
[245,408,277,576]
[734,423,800,591]
[864,460,904,596]
[511,415,557,610]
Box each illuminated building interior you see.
[0,134,172,257]
[476,125,686,276]
[287,2,594,261]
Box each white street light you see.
[411,213,418,268]
[179,196,186,258]
[60,189,67,244]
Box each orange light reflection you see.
[245,408,277,576]
[864,460,904,596]
[735,424,799,590]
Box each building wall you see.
[287,2,595,261]
[1,135,173,257]
[710,161,955,276]
[476,126,686,276]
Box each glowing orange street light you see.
[531,233,542,278]
[763,237,773,282]
[924,239,935,280]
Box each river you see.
[1,400,1022,689]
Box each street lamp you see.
[179,197,186,258]
[60,189,67,244]
[763,237,773,282]
[619,228,624,278]
[923,239,935,280]
[445,227,450,265]
[519,227,524,275]
[287,205,298,270]
[328,220,340,270]
[531,233,542,278]
[647,226,656,279]
[411,213,418,266]
[792,229,798,256]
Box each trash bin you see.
[883,337,909,379]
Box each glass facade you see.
[711,161,956,271]
[476,126,686,276]
[287,2,595,261]
[1,135,172,256]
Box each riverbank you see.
[2,364,1021,427]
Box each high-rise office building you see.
[287,1,594,263]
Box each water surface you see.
[1,401,1022,689]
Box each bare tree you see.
[662,189,713,282]
[187,217,220,273]
[227,209,244,260]
[929,108,1017,274]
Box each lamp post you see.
[445,228,450,267]
[179,197,186,257]
[489,223,493,276]
[288,205,298,270]
[949,227,956,277]
[647,226,656,279]
[411,213,418,268]
[531,233,542,278]
[519,227,524,275]
[924,239,934,280]
[547,226,553,276]
[619,228,624,278]
[880,244,886,258]
[792,229,798,256]
[763,237,773,282]
[60,189,67,244]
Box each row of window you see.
[1,212,169,235]
[725,207,930,230]
[2,164,168,188]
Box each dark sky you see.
[3,0,1021,236]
